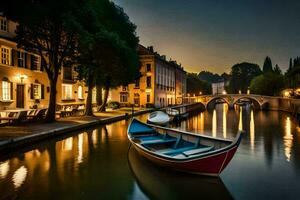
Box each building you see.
[212,79,225,95]
[110,45,187,108]
[0,15,87,111]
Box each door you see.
[134,93,140,107]
[16,84,25,108]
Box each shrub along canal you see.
[0,104,300,199]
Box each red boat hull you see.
[133,143,238,176]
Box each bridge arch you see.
[206,96,231,109]
[233,96,262,109]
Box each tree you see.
[187,73,211,95]
[76,1,140,115]
[3,0,86,122]
[263,56,273,73]
[198,71,222,83]
[250,73,284,96]
[274,64,282,75]
[228,62,262,93]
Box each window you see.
[134,79,140,88]
[63,66,73,80]
[147,94,151,103]
[62,84,73,100]
[33,84,41,99]
[0,18,8,32]
[146,76,151,88]
[2,81,11,100]
[120,93,128,103]
[78,86,83,99]
[17,51,26,68]
[31,55,40,70]
[146,64,151,72]
[1,47,10,65]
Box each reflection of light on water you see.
[199,112,204,133]
[12,166,28,189]
[250,110,255,150]
[223,104,227,138]
[0,161,9,179]
[238,109,243,131]
[212,109,217,137]
[63,137,73,151]
[284,117,293,162]
[92,129,98,147]
[78,133,84,164]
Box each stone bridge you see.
[183,94,300,111]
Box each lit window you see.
[120,93,128,103]
[33,84,41,99]
[0,18,8,32]
[78,86,83,99]
[62,84,73,100]
[1,47,10,65]
[17,51,26,68]
[2,81,11,100]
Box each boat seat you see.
[182,146,214,156]
[141,137,177,145]
[157,146,194,155]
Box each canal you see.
[0,104,300,199]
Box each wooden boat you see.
[147,111,170,125]
[127,118,243,176]
[128,147,233,199]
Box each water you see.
[0,104,300,200]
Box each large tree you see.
[228,62,262,93]
[76,1,140,116]
[3,0,86,122]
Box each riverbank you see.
[0,107,153,153]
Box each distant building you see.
[0,15,87,110]
[110,45,187,108]
[212,79,225,95]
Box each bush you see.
[107,101,120,109]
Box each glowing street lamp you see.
[222,90,227,95]
[18,74,28,84]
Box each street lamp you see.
[18,74,28,84]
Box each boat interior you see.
[130,125,232,159]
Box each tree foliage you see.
[76,0,140,115]
[228,62,262,93]
[198,71,222,83]
[187,73,211,95]
[263,56,273,73]
[250,73,284,96]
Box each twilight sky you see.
[114,0,300,74]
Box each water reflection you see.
[12,166,27,189]
[284,117,293,162]
[238,108,243,131]
[0,109,300,199]
[223,104,227,138]
[0,161,9,179]
[212,109,217,137]
[250,110,255,151]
